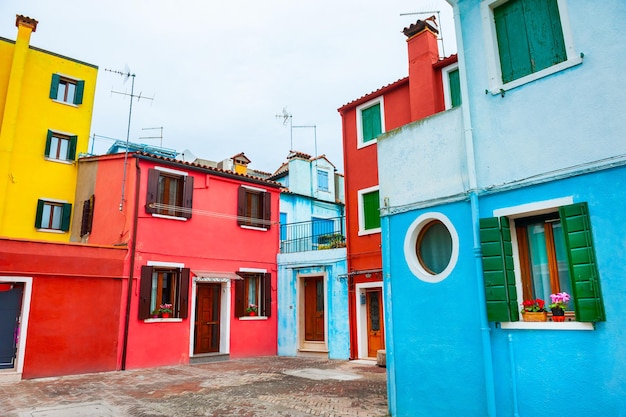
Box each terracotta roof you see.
[287,150,312,160]
[433,54,459,69]
[337,77,409,112]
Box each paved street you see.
[0,356,388,417]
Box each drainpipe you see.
[121,156,141,370]
[451,3,497,416]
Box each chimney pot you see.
[15,15,38,32]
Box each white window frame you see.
[441,62,460,110]
[357,185,381,236]
[492,197,593,330]
[356,97,385,149]
[481,0,582,94]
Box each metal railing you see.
[280,217,346,253]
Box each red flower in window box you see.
[521,299,546,313]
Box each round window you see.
[404,212,458,283]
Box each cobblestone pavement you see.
[0,356,388,417]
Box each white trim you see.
[355,282,384,360]
[492,196,573,218]
[481,0,582,94]
[441,62,460,110]
[0,277,33,382]
[241,185,267,193]
[151,213,188,221]
[240,225,268,232]
[147,260,185,268]
[154,166,188,176]
[238,267,267,273]
[501,321,594,331]
[44,157,74,165]
[38,197,69,204]
[35,228,66,234]
[144,318,183,323]
[357,185,381,235]
[297,272,329,353]
[403,212,459,284]
[356,96,385,149]
[189,279,232,357]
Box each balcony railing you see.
[280,217,346,254]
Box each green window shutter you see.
[45,130,53,157]
[60,203,72,231]
[361,103,381,143]
[559,203,606,322]
[494,0,532,83]
[448,69,461,107]
[68,135,78,160]
[74,80,85,105]
[49,74,60,99]
[362,190,380,230]
[523,0,566,73]
[35,199,45,228]
[479,217,519,322]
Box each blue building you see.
[377,1,626,415]
[272,151,349,359]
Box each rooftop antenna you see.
[400,10,445,59]
[275,107,293,149]
[105,67,154,211]
[140,126,164,148]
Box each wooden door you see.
[304,276,324,341]
[194,284,220,354]
[366,288,385,358]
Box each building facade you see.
[378,1,626,415]
[0,15,97,241]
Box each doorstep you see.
[189,353,229,364]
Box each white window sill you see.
[489,56,583,95]
[44,157,74,164]
[144,318,183,323]
[239,316,268,321]
[358,228,381,236]
[240,225,268,232]
[151,213,188,221]
[499,321,594,331]
[36,228,66,234]
[51,99,79,107]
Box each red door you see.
[194,284,220,354]
[304,276,324,341]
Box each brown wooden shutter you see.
[237,186,246,226]
[138,266,153,319]
[263,192,271,230]
[262,273,272,318]
[234,275,245,317]
[179,268,190,319]
[145,169,159,214]
[80,195,95,237]
[182,175,194,219]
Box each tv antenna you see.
[400,11,445,59]
[274,107,317,157]
[105,67,154,211]
[140,126,164,148]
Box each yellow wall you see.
[0,24,98,241]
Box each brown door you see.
[366,288,385,357]
[304,276,325,341]
[194,284,220,354]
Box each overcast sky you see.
[1,0,456,174]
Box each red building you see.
[73,151,281,369]
[337,18,458,359]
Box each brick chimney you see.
[404,17,444,121]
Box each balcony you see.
[280,217,346,254]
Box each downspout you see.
[121,156,141,370]
[451,3,497,416]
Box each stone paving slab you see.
[0,356,388,417]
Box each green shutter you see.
[479,217,519,322]
[60,203,72,231]
[35,199,45,228]
[68,135,78,161]
[448,69,461,107]
[559,203,606,322]
[362,190,380,230]
[74,80,85,105]
[49,74,60,99]
[45,130,53,157]
[494,0,532,83]
[361,103,381,143]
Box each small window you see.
[138,266,190,319]
[358,187,380,234]
[237,186,271,230]
[45,130,77,161]
[356,97,385,148]
[145,168,194,219]
[49,74,84,105]
[235,272,272,318]
[442,64,461,109]
[35,199,71,232]
[80,195,95,237]
[317,169,329,192]
[480,202,606,323]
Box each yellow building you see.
[0,15,98,241]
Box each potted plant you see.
[158,303,173,318]
[549,292,570,322]
[150,309,160,318]
[246,303,258,317]
[521,298,547,322]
